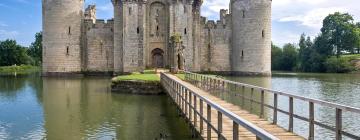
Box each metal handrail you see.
[183,71,360,140]
[184,71,360,113]
[160,72,279,140]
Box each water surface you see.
[0,73,196,140]
[221,72,360,140]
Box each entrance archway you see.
[151,48,164,68]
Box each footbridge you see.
[160,72,360,140]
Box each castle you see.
[42,0,272,76]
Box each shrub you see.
[324,57,355,73]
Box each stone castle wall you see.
[43,0,272,76]
[231,0,272,75]
[42,0,84,74]
[84,19,114,72]
[199,10,231,72]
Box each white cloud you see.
[278,7,347,29]
[201,0,230,19]
[0,30,19,39]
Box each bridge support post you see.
[336,108,342,140]
[233,121,239,140]
[207,104,212,140]
[309,102,315,140]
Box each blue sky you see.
[0,0,359,47]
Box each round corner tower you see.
[230,0,272,76]
[42,0,84,75]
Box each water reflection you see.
[222,72,360,140]
[0,74,197,140]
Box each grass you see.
[175,73,185,80]
[112,69,160,82]
[0,65,40,74]
[341,54,360,60]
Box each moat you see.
[0,72,359,139]
[0,73,197,140]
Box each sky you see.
[0,0,359,47]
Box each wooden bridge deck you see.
[162,73,304,140]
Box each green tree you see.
[321,12,358,57]
[355,23,360,53]
[271,43,283,70]
[281,43,298,71]
[27,32,42,66]
[0,40,33,66]
[325,57,354,73]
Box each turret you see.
[42,0,84,76]
[230,0,272,76]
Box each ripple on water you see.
[19,123,46,140]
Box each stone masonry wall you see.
[84,19,114,72]
[231,0,272,75]
[42,0,84,74]
[200,10,231,72]
[122,2,145,72]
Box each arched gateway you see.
[151,48,164,68]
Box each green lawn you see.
[0,65,40,74]
[341,54,360,60]
[175,73,185,80]
[112,69,160,82]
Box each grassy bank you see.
[0,65,40,74]
[112,70,160,83]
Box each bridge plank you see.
[163,73,305,140]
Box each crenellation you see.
[43,0,271,76]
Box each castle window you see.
[157,26,159,31]
[137,27,140,34]
[241,50,244,58]
[207,44,211,63]
[262,30,265,38]
[66,46,69,55]
[184,28,187,35]
[242,10,245,18]
[129,7,132,15]
[68,26,71,35]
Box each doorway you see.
[152,48,164,68]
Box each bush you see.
[324,57,355,73]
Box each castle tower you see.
[230,0,272,76]
[42,0,84,75]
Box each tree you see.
[27,32,42,65]
[281,43,298,71]
[0,40,33,66]
[355,23,360,54]
[321,12,358,57]
[298,34,314,71]
[271,43,283,70]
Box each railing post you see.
[218,111,222,140]
[260,90,265,118]
[200,99,204,135]
[194,95,197,128]
[182,87,185,112]
[242,86,245,107]
[207,104,211,140]
[289,97,294,132]
[250,88,254,112]
[185,89,188,118]
[336,108,342,140]
[273,93,278,124]
[189,91,192,122]
[233,121,239,140]
[309,102,314,140]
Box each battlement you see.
[85,19,114,29]
[201,9,229,29]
